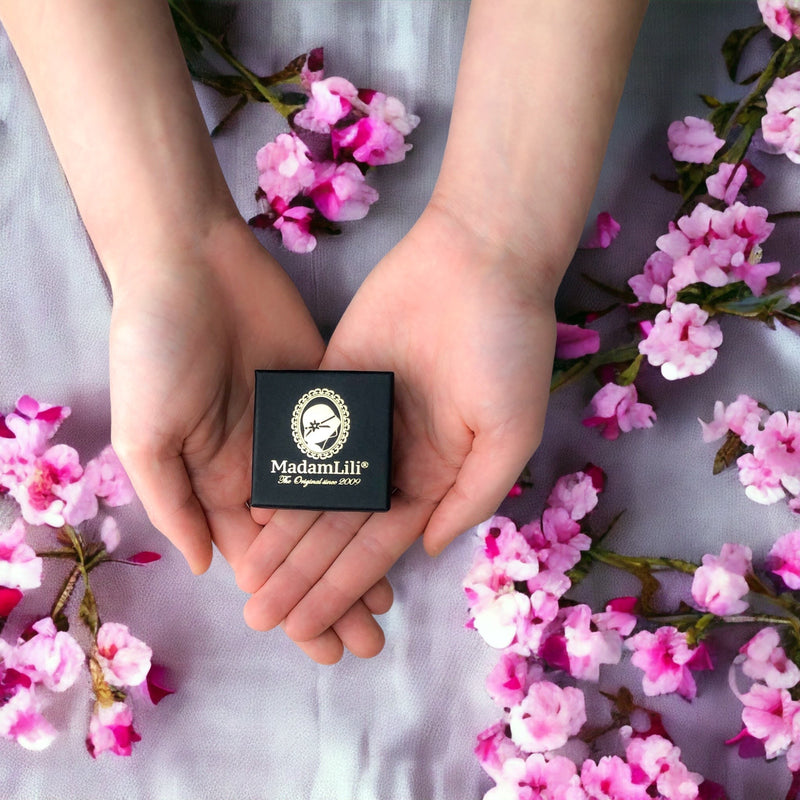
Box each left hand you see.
[236,203,559,648]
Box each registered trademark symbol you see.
[361,461,369,468]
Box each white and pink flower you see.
[739,627,800,689]
[667,116,725,164]
[582,382,656,441]
[84,446,134,507]
[768,529,800,588]
[508,680,586,753]
[256,132,316,204]
[95,622,152,688]
[309,161,379,221]
[0,518,42,592]
[86,701,141,758]
[690,543,752,616]
[638,302,723,381]
[758,0,800,40]
[762,72,800,163]
[9,618,84,693]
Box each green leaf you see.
[708,102,740,136]
[722,24,765,82]
[698,93,722,109]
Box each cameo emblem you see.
[291,388,350,459]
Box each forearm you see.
[0,0,238,289]
[433,0,647,292]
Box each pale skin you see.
[0,0,647,663]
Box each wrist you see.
[423,188,568,305]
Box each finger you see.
[422,431,539,557]
[241,510,369,631]
[283,622,344,665]
[205,504,263,571]
[282,494,433,642]
[113,439,213,575]
[362,576,393,616]
[235,508,321,594]
[332,600,385,659]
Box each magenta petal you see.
[145,664,175,705]
[0,587,23,616]
[128,551,161,564]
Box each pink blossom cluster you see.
[762,72,800,164]
[628,194,781,380]
[0,618,83,750]
[758,0,800,40]
[0,395,169,758]
[466,470,723,799]
[728,626,800,770]
[480,725,706,800]
[701,394,800,509]
[254,56,419,253]
[0,396,134,529]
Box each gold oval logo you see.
[291,388,350,459]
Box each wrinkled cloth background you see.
[1,2,799,798]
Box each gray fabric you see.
[0,1,797,798]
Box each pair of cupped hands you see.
[108,200,556,664]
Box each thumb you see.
[112,433,214,575]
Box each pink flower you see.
[706,162,748,205]
[768,529,800,589]
[273,205,317,253]
[690,543,752,616]
[10,618,84,693]
[84,446,134,507]
[584,211,621,249]
[593,599,638,638]
[580,756,650,800]
[256,133,316,204]
[555,323,600,360]
[331,116,411,166]
[6,444,97,527]
[470,587,534,653]
[100,516,121,553]
[762,72,800,163]
[739,684,800,759]
[626,626,710,699]
[95,623,152,688]
[739,628,800,689]
[0,518,42,592]
[736,452,786,505]
[86,701,141,758]
[360,90,420,136]
[562,604,624,681]
[475,721,523,782]
[486,652,534,708]
[309,161,379,221]
[699,394,765,443]
[490,753,586,800]
[758,0,800,40]
[667,116,725,164]
[582,382,656,440]
[638,302,723,380]
[625,735,703,800]
[0,396,70,461]
[751,410,800,480]
[629,251,674,305]
[0,682,56,751]
[508,680,586,753]
[546,469,601,522]
[294,76,358,133]
[477,517,540,582]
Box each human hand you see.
[107,219,393,663]
[237,204,559,649]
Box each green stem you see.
[168,0,292,116]
[551,344,642,393]
[50,564,81,622]
[589,548,699,576]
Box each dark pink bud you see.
[0,416,14,439]
[307,47,324,73]
[129,551,161,564]
[144,664,175,705]
[506,484,524,498]
[583,464,606,492]
[687,642,714,671]
[540,634,570,672]
[0,587,23,617]
[607,596,637,614]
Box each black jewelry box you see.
[251,370,393,512]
